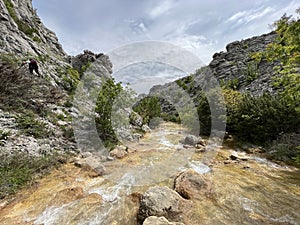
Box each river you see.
[0,122,299,225]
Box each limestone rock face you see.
[138,186,187,224]
[0,0,65,56]
[209,31,279,95]
[0,0,70,85]
[143,216,186,225]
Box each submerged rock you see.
[179,135,204,147]
[174,169,212,200]
[143,216,185,225]
[138,186,187,224]
[74,155,106,177]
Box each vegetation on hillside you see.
[133,96,161,125]
[172,10,300,164]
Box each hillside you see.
[0,0,299,201]
[0,0,118,198]
[149,16,300,164]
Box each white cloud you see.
[169,34,217,64]
[226,6,275,25]
[148,0,175,18]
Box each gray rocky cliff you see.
[0,0,114,159]
[150,31,280,100]
[209,31,279,95]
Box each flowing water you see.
[0,123,299,225]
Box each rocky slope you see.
[209,31,279,95]
[151,31,279,98]
[0,0,114,159]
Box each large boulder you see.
[179,135,204,146]
[174,169,212,200]
[143,216,186,225]
[110,145,128,159]
[74,155,106,177]
[138,186,187,224]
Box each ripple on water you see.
[188,161,211,174]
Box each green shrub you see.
[244,61,259,84]
[227,93,300,144]
[95,78,123,149]
[267,133,300,164]
[15,111,50,138]
[62,67,80,94]
[0,152,68,198]
[133,96,161,125]
[0,130,10,140]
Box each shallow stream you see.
[0,123,299,225]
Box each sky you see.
[32,0,298,64]
[32,0,299,93]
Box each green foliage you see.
[257,9,300,99]
[15,111,50,138]
[32,36,41,43]
[268,133,300,165]
[37,54,50,63]
[61,125,75,142]
[61,67,80,94]
[160,112,180,123]
[194,91,211,135]
[133,96,161,125]
[79,62,91,77]
[175,75,194,92]
[0,52,19,67]
[244,61,259,83]
[0,130,10,141]
[95,78,123,149]
[0,152,68,198]
[220,78,240,90]
[227,93,300,144]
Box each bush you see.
[0,152,68,198]
[267,133,300,164]
[0,130,10,140]
[133,96,161,125]
[15,111,50,138]
[0,53,63,114]
[228,93,300,144]
[95,78,123,149]
[62,67,80,94]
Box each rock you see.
[57,120,68,126]
[51,187,84,206]
[138,186,187,224]
[110,145,128,159]
[143,216,185,225]
[142,124,152,133]
[245,147,265,154]
[81,151,93,158]
[174,169,212,200]
[130,111,144,127]
[229,152,249,161]
[106,156,114,161]
[229,154,238,160]
[179,135,202,146]
[195,145,206,153]
[74,155,106,177]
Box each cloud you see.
[148,0,175,18]
[226,6,275,25]
[32,0,299,67]
[168,34,218,64]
